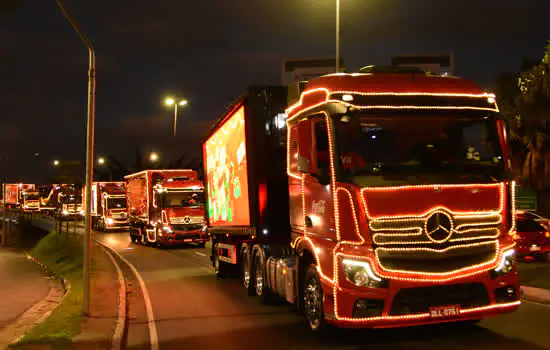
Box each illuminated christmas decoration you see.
[286,87,499,121]
[285,84,518,324]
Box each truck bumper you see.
[159,230,208,245]
[323,269,520,329]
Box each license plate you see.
[184,239,193,242]
[429,305,460,318]
[530,245,541,252]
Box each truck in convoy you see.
[38,184,58,214]
[126,170,207,247]
[21,188,40,212]
[2,183,35,209]
[203,68,520,331]
[89,182,128,231]
[51,184,84,220]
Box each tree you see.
[515,41,550,191]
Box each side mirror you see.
[316,168,331,186]
[297,155,310,173]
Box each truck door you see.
[303,115,336,241]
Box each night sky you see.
[1,0,549,183]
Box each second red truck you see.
[126,170,207,247]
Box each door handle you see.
[305,216,313,228]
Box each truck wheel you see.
[253,249,275,304]
[241,245,255,296]
[304,264,326,332]
[196,241,206,248]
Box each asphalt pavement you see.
[94,230,550,350]
[0,249,50,329]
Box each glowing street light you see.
[97,157,105,165]
[53,160,60,166]
[149,152,159,162]
[163,97,188,136]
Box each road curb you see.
[96,241,127,350]
[520,285,550,305]
[0,254,69,347]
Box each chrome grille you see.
[370,210,501,274]
[170,216,203,225]
[112,212,128,219]
[370,212,501,245]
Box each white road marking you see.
[101,243,159,350]
[194,252,207,257]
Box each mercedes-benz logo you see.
[425,211,453,243]
[183,216,191,224]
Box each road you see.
[91,229,550,350]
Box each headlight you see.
[62,210,69,216]
[106,218,114,225]
[24,205,28,209]
[162,226,172,233]
[493,249,515,276]
[342,259,385,288]
[79,210,85,215]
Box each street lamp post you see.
[55,0,96,317]
[336,0,340,72]
[164,98,188,137]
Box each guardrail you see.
[1,207,82,246]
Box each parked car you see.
[514,217,550,260]
[516,211,550,231]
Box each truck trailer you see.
[204,69,520,331]
[89,182,129,231]
[126,170,207,247]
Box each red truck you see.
[21,188,40,212]
[126,170,207,247]
[48,184,84,220]
[204,68,520,332]
[2,183,35,209]
[89,182,129,231]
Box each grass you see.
[9,231,84,349]
[518,260,550,290]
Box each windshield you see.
[329,113,504,186]
[107,197,127,209]
[59,194,80,204]
[162,191,205,208]
[517,219,545,232]
[25,194,39,201]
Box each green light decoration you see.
[227,207,233,222]
[233,177,241,198]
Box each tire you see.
[155,229,165,249]
[303,264,326,332]
[241,245,255,296]
[253,248,275,304]
[196,242,206,248]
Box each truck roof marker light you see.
[342,94,354,102]
[286,87,498,118]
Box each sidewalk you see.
[71,243,123,349]
[0,249,52,345]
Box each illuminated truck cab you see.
[126,170,207,247]
[89,182,129,231]
[286,68,520,328]
[22,189,40,212]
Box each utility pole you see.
[55,0,96,316]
